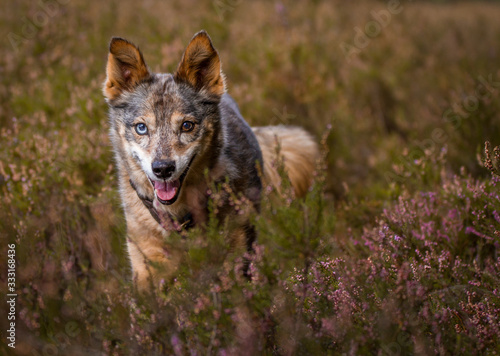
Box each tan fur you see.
[119,125,319,290]
[105,33,319,291]
[118,166,175,288]
[104,38,150,100]
[174,32,226,96]
[116,133,247,290]
[252,125,319,197]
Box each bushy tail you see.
[252,125,320,197]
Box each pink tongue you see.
[154,180,180,201]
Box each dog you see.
[103,30,319,290]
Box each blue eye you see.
[135,123,148,135]
[181,121,194,132]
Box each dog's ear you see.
[174,31,225,97]
[103,37,150,101]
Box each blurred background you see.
[1,0,499,354]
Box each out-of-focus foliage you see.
[0,0,499,354]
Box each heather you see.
[1,0,500,355]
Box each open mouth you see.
[150,155,196,205]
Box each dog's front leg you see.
[126,227,181,292]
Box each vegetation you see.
[1,0,499,354]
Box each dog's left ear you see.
[174,30,225,97]
[103,37,150,101]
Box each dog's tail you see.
[252,125,320,197]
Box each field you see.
[1,0,500,354]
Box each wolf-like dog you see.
[103,30,319,290]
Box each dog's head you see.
[103,31,225,205]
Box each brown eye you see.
[181,121,194,132]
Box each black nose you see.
[152,160,176,179]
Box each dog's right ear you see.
[103,37,150,101]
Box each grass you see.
[0,0,499,354]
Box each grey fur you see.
[104,33,320,289]
[107,69,262,230]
